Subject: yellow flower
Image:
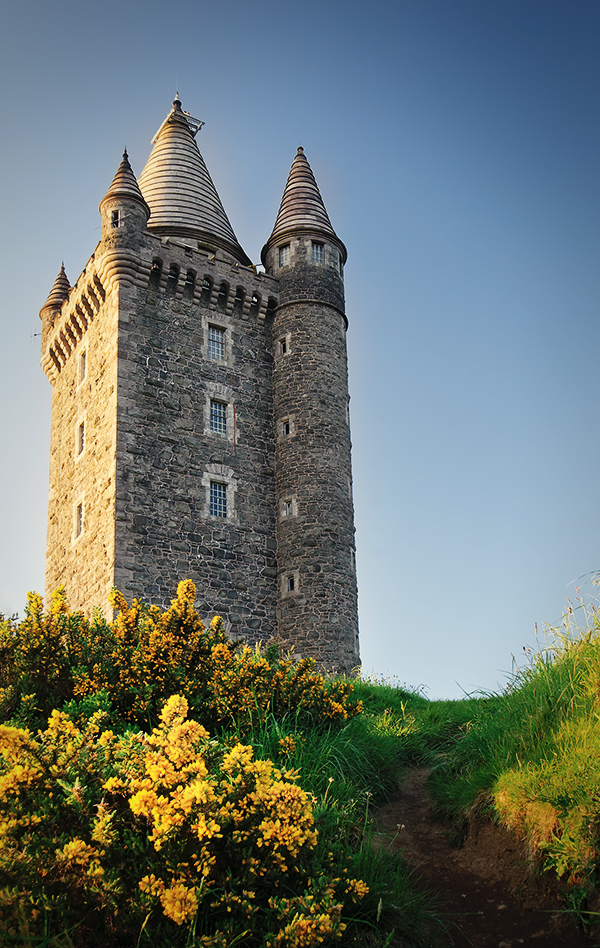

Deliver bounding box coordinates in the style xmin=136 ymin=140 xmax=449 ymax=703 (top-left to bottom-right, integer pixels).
xmin=160 ymin=881 xmax=198 ymax=925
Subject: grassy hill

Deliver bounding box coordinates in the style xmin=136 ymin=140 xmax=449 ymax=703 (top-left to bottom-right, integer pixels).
xmin=1 ymin=581 xmax=599 ymax=945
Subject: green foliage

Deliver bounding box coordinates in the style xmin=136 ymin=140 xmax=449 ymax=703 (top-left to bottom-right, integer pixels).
xmin=0 ymin=586 xmax=446 ymax=947
xmin=0 ymin=582 xmax=361 ymax=734
xmin=423 ymin=584 xmax=600 ymax=932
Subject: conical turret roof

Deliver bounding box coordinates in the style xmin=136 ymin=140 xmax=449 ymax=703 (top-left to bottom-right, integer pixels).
xmin=138 ymin=97 xmax=250 ymax=265
xmin=40 ymin=264 xmax=70 ymax=317
xmin=99 ymin=149 xmax=150 ymax=216
xmin=262 ymin=147 xmax=347 ymax=264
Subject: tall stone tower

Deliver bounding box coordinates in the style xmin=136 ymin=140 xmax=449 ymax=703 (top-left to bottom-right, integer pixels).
xmin=40 ymin=97 xmax=359 ymax=672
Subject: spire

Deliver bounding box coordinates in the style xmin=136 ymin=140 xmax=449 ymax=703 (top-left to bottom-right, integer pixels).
xmin=99 ymin=149 xmax=150 ymax=216
xmin=40 ymin=263 xmax=70 ymax=318
xmin=262 ymin=147 xmax=347 ymax=264
xmin=137 ymin=97 xmax=250 ymax=265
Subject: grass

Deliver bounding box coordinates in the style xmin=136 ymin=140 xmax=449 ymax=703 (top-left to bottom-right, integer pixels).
xmin=6 ymin=580 xmax=600 ymax=943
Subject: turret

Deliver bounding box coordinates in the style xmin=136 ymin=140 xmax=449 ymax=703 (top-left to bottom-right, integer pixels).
xmin=99 ymin=149 xmax=150 ymax=242
xmin=39 ymin=263 xmax=70 ymax=352
xmin=262 ymin=148 xmax=359 ymax=673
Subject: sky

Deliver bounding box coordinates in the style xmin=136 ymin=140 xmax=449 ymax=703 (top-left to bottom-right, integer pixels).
xmin=1 ymin=0 xmax=599 ymax=699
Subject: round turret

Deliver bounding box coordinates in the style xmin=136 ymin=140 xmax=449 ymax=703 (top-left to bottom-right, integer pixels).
xmin=99 ymin=149 xmax=150 ymax=242
xmin=265 ymin=148 xmax=359 ymax=674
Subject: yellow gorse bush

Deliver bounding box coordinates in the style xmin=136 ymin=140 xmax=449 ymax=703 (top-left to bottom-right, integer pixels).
xmin=0 ymin=581 xmax=361 ymax=733
xmin=0 ymin=693 xmax=365 ymax=946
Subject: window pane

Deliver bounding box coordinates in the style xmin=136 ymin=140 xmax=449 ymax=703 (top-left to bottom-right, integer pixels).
xmin=312 ymin=242 xmax=324 ymax=264
xmin=279 ymin=245 xmax=290 ymax=267
xmin=208 ymin=325 xmax=225 ymax=360
xmin=210 ymin=482 xmax=227 ymax=518
xmin=210 ymin=400 xmax=227 ymax=435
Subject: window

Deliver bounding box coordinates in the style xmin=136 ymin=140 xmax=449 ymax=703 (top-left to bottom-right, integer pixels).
xmin=111 ymin=210 xmax=119 ymax=228
xmin=77 ymin=421 xmax=85 ymax=456
xmin=210 ymin=481 xmax=227 ymax=518
xmin=208 ymin=325 xmax=225 ymax=361
xmin=210 ymin=400 xmax=227 ymax=435
xmin=312 ymin=242 xmax=324 ymax=264
xmin=287 ymin=574 xmax=295 ymax=592
xmin=279 ymin=245 xmax=290 ymax=267
xmin=282 ymin=419 xmax=290 ymax=436
xmin=278 ymin=333 xmax=290 ymax=357
xmin=75 ymin=500 xmax=84 ymax=538
xmin=283 ymin=499 xmax=294 ymax=516
xmin=78 ymin=350 xmax=87 ymax=385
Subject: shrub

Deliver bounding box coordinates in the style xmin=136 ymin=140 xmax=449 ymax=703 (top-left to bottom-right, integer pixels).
xmin=0 ymin=694 xmax=366 ymax=946
xmin=0 ymin=581 xmax=361 ymax=734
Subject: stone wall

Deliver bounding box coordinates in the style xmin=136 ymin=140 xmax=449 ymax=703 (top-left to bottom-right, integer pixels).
xmin=267 ymin=235 xmax=360 ymax=673
xmin=44 ymin=264 xmax=118 ymax=613
xmin=112 ymin=234 xmax=280 ymax=642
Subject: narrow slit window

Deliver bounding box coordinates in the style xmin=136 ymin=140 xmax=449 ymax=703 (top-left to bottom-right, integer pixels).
xmin=77 ymin=421 xmax=85 ymax=456
xmin=208 ymin=325 xmax=225 ymax=361
xmin=111 ymin=210 xmax=119 ymax=228
xmin=210 ymin=482 xmax=227 ymax=518
xmin=283 ymin=499 xmax=293 ymax=517
xmin=312 ymin=242 xmax=324 ymax=264
xmin=280 ymin=337 xmax=287 ymax=355
xmin=287 ymin=575 xmax=295 ymax=592
xmin=210 ymin=400 xmax=227 ymax=435
xmin=75 ymin=501 xmax=84 ymax=538
xmin=282 ymin=419 xmax=290 ymax=436
xmin=78 ymin=350 xmax=87 ymax=384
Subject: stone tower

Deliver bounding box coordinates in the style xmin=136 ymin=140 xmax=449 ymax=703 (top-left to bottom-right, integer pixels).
xmin=40 ymin=97 xmax=359 ymax=672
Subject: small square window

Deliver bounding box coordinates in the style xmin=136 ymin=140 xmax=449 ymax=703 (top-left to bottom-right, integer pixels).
xmin=312 ymin=242 xmax=324 ymax=264
xmin=283 ymin=499 xmax=293 ymax=517
xmin=210 ymin=400 xmax=227 ymax=435
xmin=210 ymin=482 xmax=227 ymax=518
xmin=278 ymin=334 xmax=291 ymax=357
xmin=279 ymin=245 xmax=290 ymax=267
xmin=77 ymin=421 xmax=85 ymax=456
xmin=208 ymin=325 xmax=225 ymax=361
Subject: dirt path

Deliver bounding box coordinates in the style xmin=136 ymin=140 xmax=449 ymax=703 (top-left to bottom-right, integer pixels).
xmin=373 ymin=767 xmax=591 ymax=947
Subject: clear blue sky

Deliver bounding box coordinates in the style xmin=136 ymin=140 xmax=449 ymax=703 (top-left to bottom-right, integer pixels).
xmin=1 ymin=0 xmax=599 ymax=698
